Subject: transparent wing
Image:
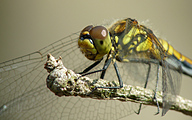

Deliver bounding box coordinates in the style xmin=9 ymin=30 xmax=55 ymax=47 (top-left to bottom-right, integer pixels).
xmin=161 ymin=60 xmax=182 ymax=115
xmin=0 ymin=31 xmax=140 ymax=120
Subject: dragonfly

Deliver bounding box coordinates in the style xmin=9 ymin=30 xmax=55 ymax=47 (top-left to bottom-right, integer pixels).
xmin=77 ymin=18 xmax=192 ymax=115
xmin=0 ymin=18 xmax=192 ymax=120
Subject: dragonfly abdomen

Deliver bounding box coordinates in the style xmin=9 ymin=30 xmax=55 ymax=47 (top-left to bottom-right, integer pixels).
xmin=160 ymin=39 xmax=192 ymax=77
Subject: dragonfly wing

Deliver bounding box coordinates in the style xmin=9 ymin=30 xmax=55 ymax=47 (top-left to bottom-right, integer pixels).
xmin=161 ymin=60 xmax=182 ymax=116
xmin=0 ymin=31 xmax=139 ymax=120
xmin=0 ymin=32 xmax=81 ymax=119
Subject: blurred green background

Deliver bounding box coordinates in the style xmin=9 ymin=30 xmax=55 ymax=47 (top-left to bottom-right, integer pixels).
xmin=0 ymin=0 xmax=192 ymax=120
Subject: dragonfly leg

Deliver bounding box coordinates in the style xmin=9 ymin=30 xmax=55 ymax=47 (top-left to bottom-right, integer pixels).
xmin=79 ymin=58 xmax=111 ymax=77
xmin=154 ymin=64 xmax=160 ymax=115
xmin=112 ymin=60 xmax=123 ymax=88
xmin=86 ymin=58 xmax=124 ymax=96
xmin=78 ymin=59 xmax=102 ymax=74
xmin=100 ymin=69 xmax=106 ymax=79
xmin=100 ymin=56 xmax=112 ymax=79
xmin=88 ymin=58 xmax=124 ymax=96
xmin=92 ymin=58 xmax=123 ymax=89
xmin=135 ymin=63 xmax=151 ymax=114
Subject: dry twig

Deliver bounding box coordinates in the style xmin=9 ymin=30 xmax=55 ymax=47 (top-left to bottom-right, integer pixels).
xmin=44 ymin=53 xmax=192 ymax=117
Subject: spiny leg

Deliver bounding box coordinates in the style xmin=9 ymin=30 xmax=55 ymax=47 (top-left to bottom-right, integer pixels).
xmin=94 ymin=58 xmax=123 ymax=89
xmin=113 ymin=60 xmax=123 ymax=88
xmin=100 ymin=56 xmax=112 ymax=79
xmin=135 ymin=62 xmax=160 ymax=115
xmin=87 ymin=58 xmax=123 ymax=95
xmin=135 ymin=63 xmax=151 ymax=114
xmin=100 ymin=69 xmax=106 ymax=79
xmin=154 ymin=64 xmax=160 ymax=115
xmin=78 ymin=59 xmax=102 ymax=74
xmin=79 ymin=58 xmax=112 ymax=77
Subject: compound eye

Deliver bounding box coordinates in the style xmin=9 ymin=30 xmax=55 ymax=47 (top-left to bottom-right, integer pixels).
xmin=90 ymin=26 xmax=108 ymax=40
xmin=79 ymin=25 xmax=93 ymax=39
xmin=81 ymin=25 xmax=93 ymax=33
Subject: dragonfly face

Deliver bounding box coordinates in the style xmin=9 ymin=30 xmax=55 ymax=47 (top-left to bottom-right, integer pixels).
xmin=78 ymin=25 xmax=112 ymax=60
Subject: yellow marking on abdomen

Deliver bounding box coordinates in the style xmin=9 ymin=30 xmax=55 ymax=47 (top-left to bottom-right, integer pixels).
xmin=160 ymin=39 xmax=192 ymax=65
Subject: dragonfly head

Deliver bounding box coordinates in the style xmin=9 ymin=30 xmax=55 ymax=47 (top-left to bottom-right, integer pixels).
xmin=78 ymin=25 xmax=112 ymax=60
